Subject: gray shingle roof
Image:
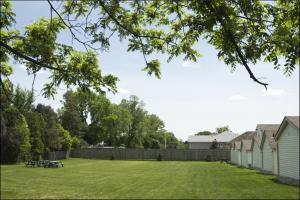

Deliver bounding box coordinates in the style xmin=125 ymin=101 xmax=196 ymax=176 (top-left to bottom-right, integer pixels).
xmin=286 ymin=116 xmax=300 ymax=129
xmin=188 ymin=131 xmax=238 ymax=143
xmin=230 ymin=131 xmax=255 ymax=143
xmin=262 ymin=130 xmax=277 ymax=150
xmin=242 ymin=139 xmax=253 ymax=151
xmin=235 ymin=141 xmax=242 ymax=150
xmin=256 ymin=124 xmax=280 ymax=131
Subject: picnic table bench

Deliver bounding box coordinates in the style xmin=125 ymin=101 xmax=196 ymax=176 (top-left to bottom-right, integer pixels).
xmin=25 ymin=160 xmax=37 ymax=167
xmin=43 ymin=160 xmax=64 ymax=168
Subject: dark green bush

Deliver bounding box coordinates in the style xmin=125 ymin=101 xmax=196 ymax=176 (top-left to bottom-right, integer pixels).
xmin=157 ymin=153 xmax=162 ymax=161
xmin=205 ymin=155 xmax=211 ymax=162
xmin=110 ymin=155 xmax=115 ymax=160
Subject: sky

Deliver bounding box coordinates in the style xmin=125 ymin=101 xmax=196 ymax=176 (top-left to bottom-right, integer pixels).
xmin=8 ymin=1 xmax=299 ymax=141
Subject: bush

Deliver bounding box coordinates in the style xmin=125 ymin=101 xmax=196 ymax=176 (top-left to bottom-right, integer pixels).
xmin=110 ymin=155 xmax=115 ymax=160
xmin=205 ymin=155 xmax=211 ymax=162
xmin=157 ymin=153 xmax=162 ymax=161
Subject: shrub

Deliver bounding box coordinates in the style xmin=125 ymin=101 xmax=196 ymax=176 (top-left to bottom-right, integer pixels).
xmin=205 ymin=155 xmax=211 ymax=162
xmin=157 ymin=153 xmax=162 ymax=161
xmin=110 ymin=155 xmax=115 ymax=160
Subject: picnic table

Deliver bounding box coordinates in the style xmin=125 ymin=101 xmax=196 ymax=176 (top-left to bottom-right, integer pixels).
xmin=43 ymin=160 xmax=64 ymax=168
xmin=25 ymin=160 xmax=37 ymax=167
xmin=25 ymin=160 xmax=64 ymax=168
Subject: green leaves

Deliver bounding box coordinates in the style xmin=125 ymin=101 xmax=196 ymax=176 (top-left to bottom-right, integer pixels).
xmin=143 ymin=59 xmax=161 ymax=79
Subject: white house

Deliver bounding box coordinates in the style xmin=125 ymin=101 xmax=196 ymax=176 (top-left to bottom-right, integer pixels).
xmin=274 ymin=116 xmax=299 ymax=185
xmin=188 ymin=131 xmax=238 ymax=149
xmin=252 ymin=124 xmax=280 ymax=170
xmin=242 ymin=139 xmax=253 ymax=168
xmin=229 ymin=131 xmax=255 ymax=166
xmin=235 ymin=141 xmax=242 ymax=166
xmin=240 ymin=140 xmax=248 ymax=167
xmin=260 ymin=129 xmax=278 ymax=174
xmin=252 ymin=135 xmax=262 ymax=169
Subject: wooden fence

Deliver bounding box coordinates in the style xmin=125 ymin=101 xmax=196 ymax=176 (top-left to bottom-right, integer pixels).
xmin=69 ymin=148 xmax=230 ymax=161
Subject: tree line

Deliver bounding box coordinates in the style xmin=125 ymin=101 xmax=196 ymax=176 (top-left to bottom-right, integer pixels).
xmin=1 ymin=85 xmax=186 ymax=163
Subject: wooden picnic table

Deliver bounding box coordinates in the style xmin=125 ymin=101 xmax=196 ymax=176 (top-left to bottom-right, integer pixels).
xmin=43 ymin=160 xmax=64 ymax=168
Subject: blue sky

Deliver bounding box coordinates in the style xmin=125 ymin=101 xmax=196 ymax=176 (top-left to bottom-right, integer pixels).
xmin=9 ymin=1 xmax=299 ymax=141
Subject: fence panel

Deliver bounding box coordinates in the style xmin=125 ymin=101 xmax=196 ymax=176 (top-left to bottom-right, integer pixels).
xmin=70 ymin=148 xmax=230 ymax=161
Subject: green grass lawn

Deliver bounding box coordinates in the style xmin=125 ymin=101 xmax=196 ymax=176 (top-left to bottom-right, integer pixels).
xmin=1 ymin=158 xmax=299 ymax=199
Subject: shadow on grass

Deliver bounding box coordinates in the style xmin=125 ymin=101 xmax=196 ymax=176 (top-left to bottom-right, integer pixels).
xmin=270 ymin=177 xmax=300 ymax=188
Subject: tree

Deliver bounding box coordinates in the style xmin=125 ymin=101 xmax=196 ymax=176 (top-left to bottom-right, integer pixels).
xmin=1 ymin=0 xmax=299 ymax=99
xmin=57 ymin=124 xmax=73 ymax=151
xmin=35 ymin=104 xmax=61 ymax=153
xmin=85 ymin=93 xmax=111 ymax=145
xmin=11 ymin=85 xmax=34 ymax=115
xmin=120 ymin=95 xmax=146 ymax=148
xmin=216 ymin=125 xmax=230 ymax=134
xmin=60 ymin=90 xmax=89 ymax=137
xmin=25 ymin=112 xmax=45 ymax=160
xmin=0 ymin=107 xmax=31 ymax=163
xmin=195 ymin=131 xmax=213 ymax=136
xmin=210 ymin=139 xmax=218 ymax=150
xmin=1 ymin=1 xmax=118 ymax=99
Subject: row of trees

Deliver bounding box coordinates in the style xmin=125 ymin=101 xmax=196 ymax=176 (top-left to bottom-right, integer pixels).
xmin=1 ymin=84 xmax=186 ymax=163
xmin=1 ymin=84 xmax=77 ymax=163
xmin=59 ymin=89 xmax=185 ymax=149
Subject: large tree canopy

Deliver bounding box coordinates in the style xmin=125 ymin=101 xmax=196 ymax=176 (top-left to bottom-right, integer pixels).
xmin=1 ymin=0 xmax=299 ymax=98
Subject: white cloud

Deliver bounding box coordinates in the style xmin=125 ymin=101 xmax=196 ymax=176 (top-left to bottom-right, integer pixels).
xmin=117 ymin=88 xmax=131 ymax=94
xmin=228 ymin=94 xmax=248 ymax=101
xmin=182 ymin=61 xmax=199 ymax=68
xmin=262 ymin=88 xmax=286 ymax=97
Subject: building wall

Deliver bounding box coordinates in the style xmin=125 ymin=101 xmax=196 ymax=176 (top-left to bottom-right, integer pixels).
xmin=231 ymin=149 xmax=238 ymax=164
xmin=252 ymin=141 xmax=262 ymax=169
xmin=230 ymin=149 xmax=235 ymax=163
xmin=241 ymin=147 xmax=248 ymax=167
xmin=247 ymin=151 xmax=252 ymax=167
xmin=273 ymin=150 xmax=278 ymax=175
xmin=278 ymin=124 xmax=299 ymax=180
xmin=238 ymin=151 xmax=241 ymax=165
xmin=262 ymin=140 xmax=273 ymax=173
xmin=189 ymin=142 xmax=211 ymax=149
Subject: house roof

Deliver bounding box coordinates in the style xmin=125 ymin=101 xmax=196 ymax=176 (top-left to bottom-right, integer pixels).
xmin=230 ymin=131 xmax=255 ymax=143
xmin=286 ymin=116 xmax=300 ymax=129
xmin=274 ymin=116 xmax=299 ymax=140
xmin=235 ymin=141 xmax=242 ymax=150
xmin=188 ymin=131 xmax=238 ymax=143
xmin=262 ymin=130 xmax=277 ymax=150
xmin=253 ymin=134 xmax=262 ymax=146
xmin=256 ymin=124 xmax=280 ymax=131
xmin=242 ymin=139 xmax=253 ymax=151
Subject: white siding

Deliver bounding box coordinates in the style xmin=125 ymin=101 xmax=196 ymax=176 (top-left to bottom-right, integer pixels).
xmin=273 ymin=150 xmax=278 ymax=175
xmin=230 ymin=149 xmax=234 ymax=163
xmin=262 ymin=140 xmax=273 ymax=172
xmin=278 ymin=124 xmax=299 ymax=180
xmin=247 ymin=151 xmax=252 ymax=167
xmin=234 ymin=150 xmax=238 ymax=164
xmin=241 ymin=147 xmax=247 ymax=167
xmin=252 ymin=142 xmax=262 ymax=169
xmin=238 ymin=151 xmax=241 ymax=165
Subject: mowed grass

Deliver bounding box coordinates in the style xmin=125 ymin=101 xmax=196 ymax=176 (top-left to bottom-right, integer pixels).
xmin=1 ymin=158 xmax=299 ymax=199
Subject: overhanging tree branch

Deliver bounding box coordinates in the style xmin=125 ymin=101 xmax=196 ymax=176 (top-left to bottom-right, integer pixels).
xmin=204 ymin=0 xmax=268 ymax=89
xmin=0 ymin=40 xmax=67 ymax=73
